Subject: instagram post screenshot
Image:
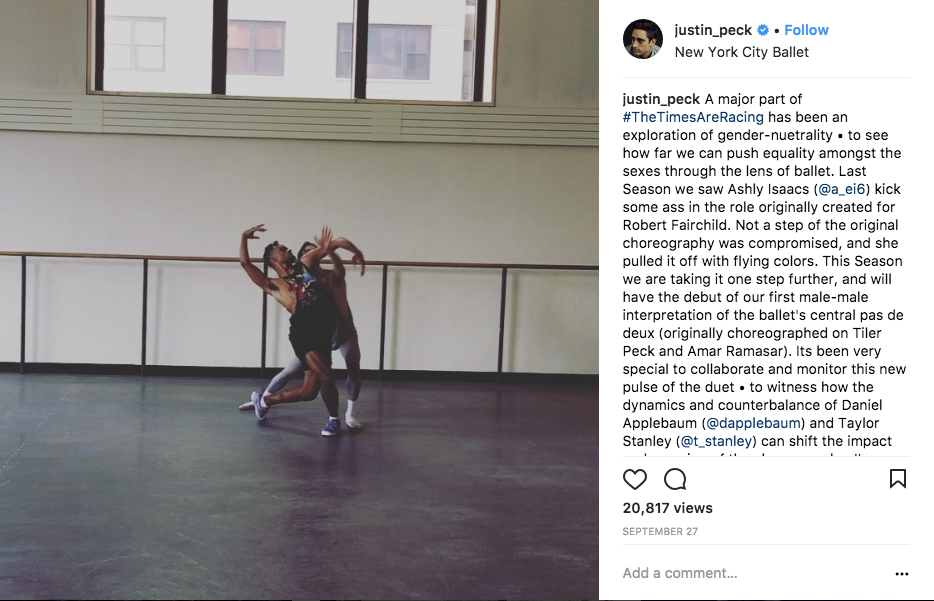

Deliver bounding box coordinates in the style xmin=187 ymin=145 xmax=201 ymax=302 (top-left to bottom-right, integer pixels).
xmin=603 ymin=1 xmax=932 ymax=599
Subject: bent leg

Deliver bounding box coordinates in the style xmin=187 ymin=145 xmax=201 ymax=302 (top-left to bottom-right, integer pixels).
xmin=241 ymin=357 xmax=307 ymax=410
xmin=341 ymin=337 xmax=362 ymax=402
xmin=240 ymin=357 xmax=306 ymax=411
xmin=263 ymin=370 xmax=320 ymax=407
xmin=265 ymin=357 xmax=305 ymax=396
xmin=305 ymin=350 xmax=339 ymax=419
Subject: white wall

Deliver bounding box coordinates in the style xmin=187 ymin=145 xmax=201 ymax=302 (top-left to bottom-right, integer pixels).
xmin=0 ymin=258 xmax=23 ymax=361
xmin=0 ymin=0 xmax=598 ymax=374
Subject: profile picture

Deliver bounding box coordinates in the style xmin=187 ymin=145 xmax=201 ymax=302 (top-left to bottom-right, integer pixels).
xmin=625 ymin=19 xmax=662 ymax=59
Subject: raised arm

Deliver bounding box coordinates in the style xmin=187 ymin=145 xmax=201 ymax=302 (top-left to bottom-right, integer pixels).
xmin=332 ymin=237 xmax=365 ymax=276
xmin=328 ymin=251 xmax=346 ymax=281
xmin=240 ymin=224 xmax=276 ymax=293
xmin=299 ymin=226 xmax=334 ymax=270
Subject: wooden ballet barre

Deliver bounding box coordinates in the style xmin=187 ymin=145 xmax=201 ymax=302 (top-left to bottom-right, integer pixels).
xmin=5 ymin=249 xmax=596 ymax=380
xmin=0 ymin=251 xmax=597 ymax=270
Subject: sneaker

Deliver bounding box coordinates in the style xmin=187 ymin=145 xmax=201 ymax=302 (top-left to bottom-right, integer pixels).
xmin=252 ymin=391 xmax=269 ymax=421
xmin=345 ymin=413 xmax=362 ymax=429
xmin=239 ymin=399 xmax=253 ymax=411
xmin=321 ymin=418 xmax=341 ymax=437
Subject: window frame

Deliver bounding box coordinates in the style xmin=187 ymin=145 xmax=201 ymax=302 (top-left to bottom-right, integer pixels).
xmin=90 ymin=0 xmax=497 ymax=105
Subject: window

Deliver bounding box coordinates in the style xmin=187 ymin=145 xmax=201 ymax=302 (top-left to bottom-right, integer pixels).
xmin=368 ymin=25 xmax=430 ymax=80
xmin=337 ymin=24 xmax=430 ymax=80
xmin=94 ymin=0 xmax=495 ymax=102
xmin=227 ymin=21 xmax=285 ymax=76
xmin=104 ymin=17 xmax=165 ymax=72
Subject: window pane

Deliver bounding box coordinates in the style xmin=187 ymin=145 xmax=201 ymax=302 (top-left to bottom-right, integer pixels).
xmin=136 ymin=45 xmax=164 ymax=70
xmin=338 ymin=23 xmax=353 ymax=51
xmin=336 ymin=23 xmax=353 ymax=78
xmin=366 ymin=2 xmax=437 ymax=96
xmin=337 ymin=53 xmax=352 ymax=78
xmin=365 ymin=0 xmax=494 ymax=101
xmin=407 ymin=27 xmax=430 ymax=53
xmin=373 ymin=26 xmax=402 ymax=60
xmin=104 ymin=2 xmax=212 ymax=94
xmin=366 ymin=25 xmax=429 ymax=80
xmin=100 ymin=0 xmax=494 ymax=101
xmin=227 ymin=22 xmax=251 ymax=48
xmin=105 ymin=44 xmax=132 ymax=71
xmin=406 ymin=54 xmax=429 ymax=79
xmin=134 ymin=20 xmax=164 ymax=46
xmin=253 ymin=50 xmax=284 ymax=75
xmin=226 ymin=1 xmax=354 ymax=98
xmin=105 ymin=19 xmax=132 ymax=45
xmin=226 ymin=21 xmax=285 ymax=76
xmin=462 ymin=3 xmax=477 ymax=100
xmin=227 ymin=48 xmax=250 ymax=73
xmin=367 ymin=26 xmax=403 ymax=79
xmin=254 ymin=24 xmax=283 ymax=50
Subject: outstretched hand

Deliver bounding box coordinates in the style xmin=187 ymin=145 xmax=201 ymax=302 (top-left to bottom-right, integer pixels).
xmin=315 ymin=226 xmax=333 ymax=252
xmin=243 ymin=224 xmax=266 ymax=239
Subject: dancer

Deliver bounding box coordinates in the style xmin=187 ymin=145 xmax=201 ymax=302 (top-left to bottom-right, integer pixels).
xmin=325 ymin=239 xmax=365 ymax=427
xmin=239 ymin=238 xmax=366 ymax=428
xmin=239 ymin=224 xmax=341 ymax=436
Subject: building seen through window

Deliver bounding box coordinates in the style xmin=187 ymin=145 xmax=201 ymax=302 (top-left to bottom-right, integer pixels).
xmin=101 ymin=0 xmax=495 ymax=102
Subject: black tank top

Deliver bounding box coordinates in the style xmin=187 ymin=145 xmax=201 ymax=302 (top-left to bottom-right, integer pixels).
xmin=283 ymin=263 xmax=328 ymax=312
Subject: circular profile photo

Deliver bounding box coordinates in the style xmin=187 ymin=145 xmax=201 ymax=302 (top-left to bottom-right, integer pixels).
xmin=625 ymin=19 xmax=662 ymax=59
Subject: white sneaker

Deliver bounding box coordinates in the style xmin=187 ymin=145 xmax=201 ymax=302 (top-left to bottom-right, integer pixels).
xmin=345 ymin=412 xmax=362 ymax=429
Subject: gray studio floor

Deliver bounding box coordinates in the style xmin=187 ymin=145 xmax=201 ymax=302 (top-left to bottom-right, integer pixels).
xmin=0 ymin=374 xmax=597 ymax=600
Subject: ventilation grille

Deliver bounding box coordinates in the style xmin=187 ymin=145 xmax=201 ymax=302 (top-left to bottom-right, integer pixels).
xmin=0 ymin=93 xmax=597 ymax=147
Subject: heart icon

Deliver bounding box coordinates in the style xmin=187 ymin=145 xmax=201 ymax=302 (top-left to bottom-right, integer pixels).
xmin=623 ymin=469 xmax=647 ymax=490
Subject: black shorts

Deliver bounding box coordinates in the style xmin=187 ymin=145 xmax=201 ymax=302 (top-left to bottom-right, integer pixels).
xmin=289 ymin=308 xmax=334 ymax=370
